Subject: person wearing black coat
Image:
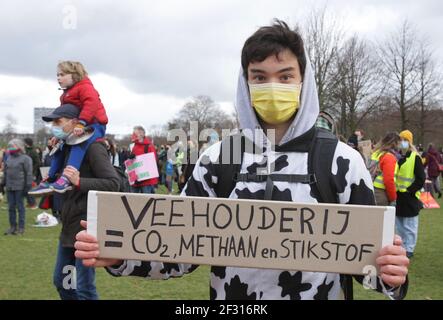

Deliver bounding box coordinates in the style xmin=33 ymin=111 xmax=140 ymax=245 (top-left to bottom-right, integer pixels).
xmin=39 ymin=105 xmax=120 ymax=300
xmin=395 ymin=130 xmax=425 ymax=259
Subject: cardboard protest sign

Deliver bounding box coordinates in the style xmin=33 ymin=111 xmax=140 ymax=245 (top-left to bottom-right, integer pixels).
xmin=420 ymin=192 xmax=440 ymax=209
xmin=358 ymin=140 xmax=372 ymax=160
xmin=39 ymin=166 xmax=50 ymax=179
xmin=87 ymin=192 xmax=395 ymax=275
xmin=124 ymin=153 xmax=159 ymax=185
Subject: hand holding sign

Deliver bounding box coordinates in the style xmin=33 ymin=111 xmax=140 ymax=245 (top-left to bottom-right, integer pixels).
xmin=376 ymin=235 xmax=409 ymax=288
xmin=78 ymin=192 xmax=409 ymax=288
xmin=75 ymin=220 xmax=122 ymax=268
xmin=74 ymin=220 xmax=408 ymax=287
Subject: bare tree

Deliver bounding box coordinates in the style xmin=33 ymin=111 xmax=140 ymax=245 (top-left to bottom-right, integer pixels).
xmin=332 ymin=36 xmax=386 ymax=137
xmin=114 ymin=135 xmax=132 ymax=149
xmin=147 ymin=124 xmax=169 ymax=145
xmin=168 ymin=95 xmax=236 ymax=133
xmin=415 ymin=43 xmax=442 ymax=144
xmin=3 ymin=114 xmax=17 ymax=134
xmin=2 ymin=114 xmax=17 ymax=142
xmin=303 ymin=6 xmax=345 ymax=111
xmin=378 ymin=20 xmax=421 ymax=129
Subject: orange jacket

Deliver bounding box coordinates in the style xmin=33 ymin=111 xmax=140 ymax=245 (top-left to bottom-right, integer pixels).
xmin=379 ymin=152 xmax=397 ymax=201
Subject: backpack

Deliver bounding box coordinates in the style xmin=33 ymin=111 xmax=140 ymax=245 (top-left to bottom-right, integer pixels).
xmin=368 ymin=150 xmax=394 ymax=181
xmin=213 ymin=127 xmax=354 ymax=299
xmin=114 ymin=165 xmax=131 ymax=193
xmin=214 ymin=128 xmax=339 ymax=202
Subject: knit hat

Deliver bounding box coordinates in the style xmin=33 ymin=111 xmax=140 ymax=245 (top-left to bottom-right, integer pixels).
xmin=399 ymin=130 xmax=413 ymax=145
xmin=8 ymin=138 xmax=25 ymax=153
xmin=347 ymin=134 xmax=359 ymax=149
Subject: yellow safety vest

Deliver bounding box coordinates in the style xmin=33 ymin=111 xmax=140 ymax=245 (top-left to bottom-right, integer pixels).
xmin=372 ymin=150 xmax=398 ymax=190
xmin=396 ymin=151 xmax=421 ymax=199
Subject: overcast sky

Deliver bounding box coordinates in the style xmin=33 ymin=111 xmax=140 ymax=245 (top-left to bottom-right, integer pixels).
xmin=1 ymin=0 xmax=442 ymax=135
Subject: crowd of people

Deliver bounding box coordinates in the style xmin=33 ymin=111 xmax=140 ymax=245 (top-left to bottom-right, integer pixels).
xmin=75 ymin=21 xmax=411 ymax=301
xmin=339 ymin=127 xmax=443 ymax=259
xmin=0 ymin=103 xmax=198 ymax=300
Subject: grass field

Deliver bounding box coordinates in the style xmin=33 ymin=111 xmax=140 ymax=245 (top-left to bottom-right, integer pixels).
xmin=0 ymin=187 xmax=442 ymax=300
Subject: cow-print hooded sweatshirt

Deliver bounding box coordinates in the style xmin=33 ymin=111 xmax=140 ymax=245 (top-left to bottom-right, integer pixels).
xmin=106 ymin=58 xmax=407 ymax=300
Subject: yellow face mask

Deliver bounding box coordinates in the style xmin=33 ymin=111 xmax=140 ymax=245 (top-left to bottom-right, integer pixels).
xmin=249 ymin=82 xmax=302 ymax=125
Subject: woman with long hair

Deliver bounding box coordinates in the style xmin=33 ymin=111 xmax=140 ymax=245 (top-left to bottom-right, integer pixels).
xmin=371 ymin=132 xmax=400 ymax=206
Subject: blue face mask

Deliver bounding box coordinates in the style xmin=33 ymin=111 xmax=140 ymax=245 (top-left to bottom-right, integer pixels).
xmin=51 ymin=125 xmax=70 ymax=140
xmin=400 ymin=141 xmax=409 ymax=150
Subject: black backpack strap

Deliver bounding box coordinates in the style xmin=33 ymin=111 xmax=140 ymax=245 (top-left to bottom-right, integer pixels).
xmin=236 ymin=172 xmax=317 ymax=200
xmin=340 ymin=274 xmax=354 ymax=301
xmin=309 ymin=128 xmax=354 ymax=300
xmin=214 ymin=132 xmax=245 ymax=198
xmin=235 ymin=173 xmax=316 ymax=184
xmin=215 ymin=128 xmax=353 ymax=299
xmin=308 ymin=128 xmax=339 ymax=204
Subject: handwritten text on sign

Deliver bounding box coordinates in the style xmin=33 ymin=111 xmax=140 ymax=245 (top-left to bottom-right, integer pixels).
xmin=124 ymin=153 xmax=159 ymax=185
xmin=87 ymin=192 xmax=395 ymax=275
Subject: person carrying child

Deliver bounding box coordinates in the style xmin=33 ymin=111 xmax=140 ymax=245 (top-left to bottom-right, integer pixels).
xmin=30 ymin=61 xmax=108 ymax=195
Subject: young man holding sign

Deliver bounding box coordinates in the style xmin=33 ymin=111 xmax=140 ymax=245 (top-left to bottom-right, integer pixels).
xmin=75 ymin=20 xmax=409 ymax=300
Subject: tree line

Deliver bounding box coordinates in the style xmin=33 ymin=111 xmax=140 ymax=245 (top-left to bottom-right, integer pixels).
xmin=302 ymin=7 xmax=442 ymax=145
xmin=2 ymin=7 xmax=441 ymax=148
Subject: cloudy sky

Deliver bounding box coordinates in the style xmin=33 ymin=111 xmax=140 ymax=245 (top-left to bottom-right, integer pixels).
xmin=1 ymin=0 xmax=442 ymax=135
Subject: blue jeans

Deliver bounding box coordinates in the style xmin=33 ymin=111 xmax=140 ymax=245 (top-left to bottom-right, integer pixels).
xmin=395 ymin=216 xmax=419 ymax=253
xmin=26 ymin=194 xmax=36 ymax=206
xmin=49 ymin=124 xmax=106 ymax=179
xmin=7 ymin=190 xmax=26 ymax=229
xmin=53 ymin=241 xmax=98 ymax=300
xmin=131 ymin=185 xmax=155 ymax=194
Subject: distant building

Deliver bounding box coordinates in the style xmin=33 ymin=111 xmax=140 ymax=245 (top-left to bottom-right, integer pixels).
xmin=34 ymin=107 xmax=55 ymax=134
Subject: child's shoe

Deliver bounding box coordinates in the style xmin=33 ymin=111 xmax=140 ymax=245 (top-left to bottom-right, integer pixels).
xmin=28 ymin=181 xmax=53 ymax=196
xmin=50 ymin=175 xmax=73 ymax=194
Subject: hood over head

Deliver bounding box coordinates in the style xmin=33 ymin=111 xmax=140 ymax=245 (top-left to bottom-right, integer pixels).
xmin=428 ymin=145 xmax=439 ymax=155
xmin=235 ymin=54 xmax=319 ymax=146
xmin=7 ymin=138 xmax=25 ymax=154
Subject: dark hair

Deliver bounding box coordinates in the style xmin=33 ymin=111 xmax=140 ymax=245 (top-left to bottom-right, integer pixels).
xmin=133 ymin=125 xmax=146 ymax=134
xmin=24 ymin=137 xmax=33 ymax=147
xmin=105 ymin=138 xmax=116 ymax=157
xmin=241 ymin=19 xmax=306 ymax=79
xmin=376 ymin=132 xmax=400 ymax=152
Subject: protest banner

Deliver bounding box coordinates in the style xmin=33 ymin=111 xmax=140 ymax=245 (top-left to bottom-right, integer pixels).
xmin=420 ymin=192 xmax=440 ymax=209
xmin=87 ymin=191 xmax=395 ymax=275
xmin=358 ymin=140 xmax=372 ymax=161
xmin=124 ymin=153 xmax=159 ymax=185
